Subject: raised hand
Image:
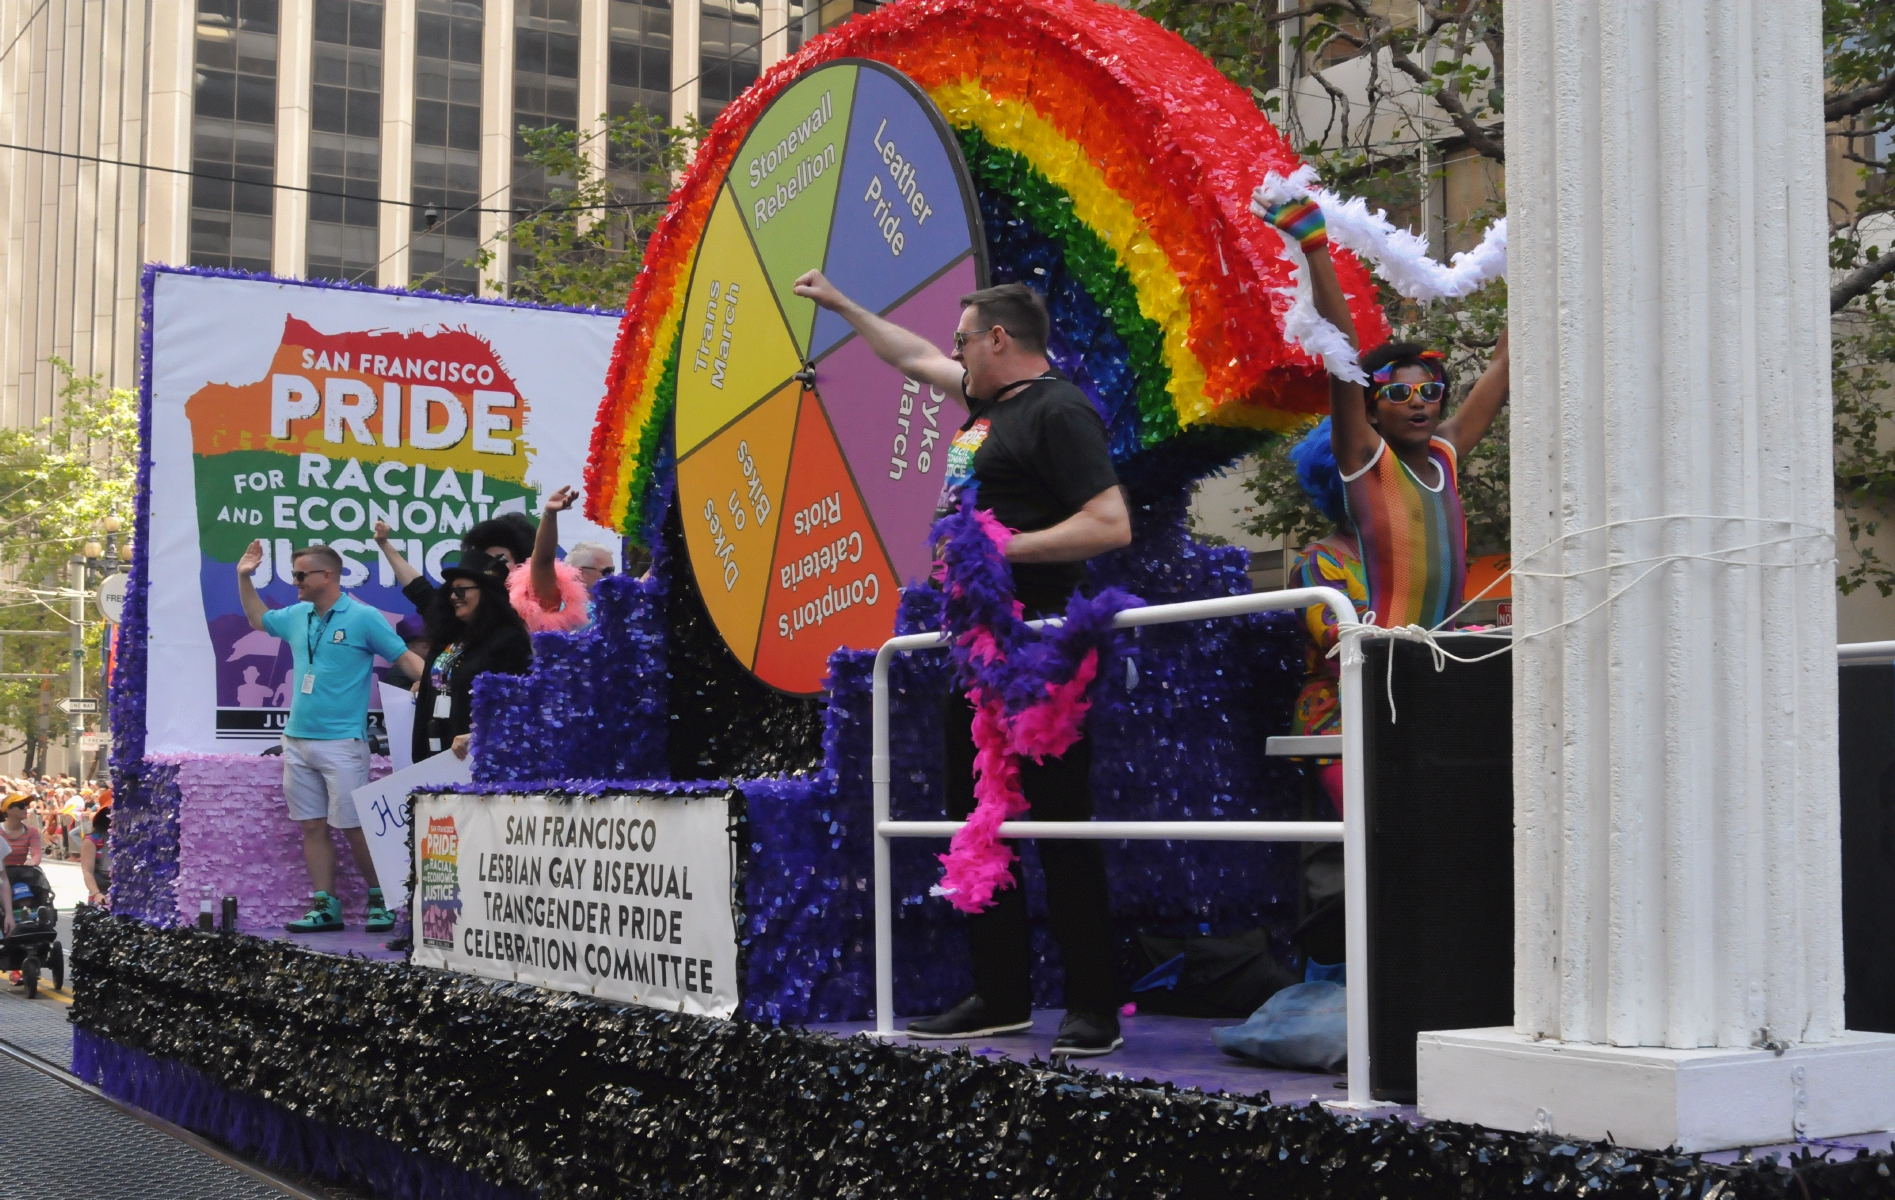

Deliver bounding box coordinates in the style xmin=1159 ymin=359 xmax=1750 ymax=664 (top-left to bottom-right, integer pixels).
xmin=373 ymin=520 xmax=394 ymax=543
xmin=543 ymin=485 xmax=579 ymax=515
xmin=792 ymin=268 xmax=845 ymax=311
xmin=1263 ymin=198 xmax=1328 ymax=253
xmin=236 ymin=539 xmax=265 ymax=578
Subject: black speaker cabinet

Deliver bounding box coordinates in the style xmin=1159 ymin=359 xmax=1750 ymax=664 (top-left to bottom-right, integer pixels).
xmin=1840 ymin=662 xmax=1895 ymax=1035
xmin=1360 ymin=635 xmax=1514 ymax=1103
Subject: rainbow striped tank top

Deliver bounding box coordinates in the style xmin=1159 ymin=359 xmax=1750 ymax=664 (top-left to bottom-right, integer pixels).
xmin=1340 ymin=436 xmax=1466 ymax=630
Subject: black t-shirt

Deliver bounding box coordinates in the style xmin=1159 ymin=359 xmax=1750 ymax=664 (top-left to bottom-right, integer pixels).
xmin=935 ymin=373 xmax=1120 ymax=615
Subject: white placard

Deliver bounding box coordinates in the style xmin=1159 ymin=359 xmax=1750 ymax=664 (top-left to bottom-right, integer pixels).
xmin=377 ymin=682 xmax=416 ymax=774
xmin=410 ymin=791 xmax=739 ymax=1018
xmin=140 ymin=269 xmax=621 ymax=754
xmin=352 ymin=749 xmax=473 ymax=909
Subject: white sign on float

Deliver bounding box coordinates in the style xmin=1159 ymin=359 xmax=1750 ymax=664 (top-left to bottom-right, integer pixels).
xmin=138 ymin=269 xmax=621 ymax=755
xmin=409 ymin=791 xmax=740 ymax=1019
xmin=351 ymin=748 xmax=474 ymax=910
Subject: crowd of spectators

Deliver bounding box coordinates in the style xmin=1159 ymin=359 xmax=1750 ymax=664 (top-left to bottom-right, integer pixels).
xmin=3 ymin=776 xmax=110 ymax=864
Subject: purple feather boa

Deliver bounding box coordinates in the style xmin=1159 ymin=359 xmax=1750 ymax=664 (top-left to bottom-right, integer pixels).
xmin=928 ymin=489 xmax=1141 ymax=912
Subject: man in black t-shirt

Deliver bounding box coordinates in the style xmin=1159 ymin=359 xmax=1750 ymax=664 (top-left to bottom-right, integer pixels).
xmin=795 ymin=271 xmax=1132 ymax=1057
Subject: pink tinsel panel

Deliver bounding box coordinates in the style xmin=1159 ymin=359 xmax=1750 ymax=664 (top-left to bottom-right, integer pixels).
xmin=507 ymin=560 xmax=592 ymax=634
xmin=163 ymin=753 xmax=391 ymax=929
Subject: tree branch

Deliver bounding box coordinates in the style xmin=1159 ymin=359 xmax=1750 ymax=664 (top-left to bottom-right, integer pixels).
xmin=1827 ymin=72 xmax=1895 ymax=124
xmin=1336 ymin=0 xmax=1505 ymax=162
xmin=1833 ymin=246 xmax=1895 ymax=313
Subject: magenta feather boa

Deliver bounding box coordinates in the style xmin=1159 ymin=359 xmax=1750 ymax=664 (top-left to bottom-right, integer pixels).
xmin=930 ymin=490 xmax=1142 ymax=913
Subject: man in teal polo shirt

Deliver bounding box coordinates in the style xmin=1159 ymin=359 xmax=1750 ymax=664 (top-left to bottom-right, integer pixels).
xmin=238 ymin=542 xmax=426 ymax=933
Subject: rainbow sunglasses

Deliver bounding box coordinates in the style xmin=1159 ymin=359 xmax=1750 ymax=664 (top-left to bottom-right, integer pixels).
xmin=1371 ymin=349 xmax=1448 ymax=403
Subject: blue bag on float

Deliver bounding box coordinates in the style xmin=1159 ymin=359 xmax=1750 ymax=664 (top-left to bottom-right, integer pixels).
xmin=1210 ymin=980 xmax=1348 ymax=1072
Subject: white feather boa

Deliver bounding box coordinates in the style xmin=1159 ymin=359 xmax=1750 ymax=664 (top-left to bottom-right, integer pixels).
xmin=1250 ymin=165 xmax=1507 ymax=384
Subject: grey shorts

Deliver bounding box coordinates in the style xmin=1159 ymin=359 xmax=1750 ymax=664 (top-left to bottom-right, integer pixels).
xmin=281 ymin=736 xmax=370 ymax=828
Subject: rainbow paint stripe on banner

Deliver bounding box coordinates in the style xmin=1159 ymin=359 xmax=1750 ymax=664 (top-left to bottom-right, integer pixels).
xmin=584 ymin=0 xmax=1388 ymax=538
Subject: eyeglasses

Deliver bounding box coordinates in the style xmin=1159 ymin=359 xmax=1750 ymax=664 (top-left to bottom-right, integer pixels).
xmin=952 ymin=326 xmax=1007 ymax=352
xmin=291 ymin=569 xmax=331 ymax=582
xmin=1374 ymin=381 xmax=1447 ymax=404
xmin=448 ymin=584 xmax=480 ymax=599
xmin=576 ymin=564 xmax=613 ymax=576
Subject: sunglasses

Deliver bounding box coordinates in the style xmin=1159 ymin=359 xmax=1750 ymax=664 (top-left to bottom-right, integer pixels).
xmin=952 ymin=326 xmax=1008 ymax=352
xmin=291 ymin=569 xmax=331 ymax=582
xmin=1374 ymin=381 xmax=1447 ymax=404
xmin=448 ymin=584 xmax=481 ymax=599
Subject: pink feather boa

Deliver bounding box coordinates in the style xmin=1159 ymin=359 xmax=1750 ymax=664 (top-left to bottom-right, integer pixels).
xmin=932 ymin=504 xmax=1133 ymax=914
xmin=507 ymin=560 xmax=592 ymax=633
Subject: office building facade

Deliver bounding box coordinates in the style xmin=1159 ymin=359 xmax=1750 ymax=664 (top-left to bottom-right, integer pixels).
xmin=0 ymin=0 xmax=857 ymax=427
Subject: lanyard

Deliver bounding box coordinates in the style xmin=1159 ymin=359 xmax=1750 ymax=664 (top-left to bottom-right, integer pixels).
xmin=305 ymin=605 xmax=337 ymax=665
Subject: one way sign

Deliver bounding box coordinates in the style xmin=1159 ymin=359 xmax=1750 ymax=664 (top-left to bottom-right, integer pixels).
xmin=55 ymin=697 xmax=100 ymax=716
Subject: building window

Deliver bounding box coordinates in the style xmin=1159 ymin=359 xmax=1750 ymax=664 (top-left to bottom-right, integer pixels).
xmin=787 ymin=0 xmax=807 ymax=55
xmin=513 ymin=0 xmax=581 ymax=209
xmin=411 ymin=0 xmax=484 ymax=293
xmin=698 ymin=0 xmax=758 ymax=124
xmin=608 ymin=0 xmax=670 ymax=128
xmin=307 ymin=0 xmax=384 ymax=282
xmin=191 ymin=0 xmax=279 ymax=274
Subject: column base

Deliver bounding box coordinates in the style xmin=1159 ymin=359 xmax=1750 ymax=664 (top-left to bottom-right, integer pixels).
xmin=1416 ymin=1027 xmax=1895 ymax=1152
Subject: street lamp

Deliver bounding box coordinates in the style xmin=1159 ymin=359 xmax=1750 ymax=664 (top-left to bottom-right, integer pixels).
xmin=68 ymin=516 xmax=125 ymax=780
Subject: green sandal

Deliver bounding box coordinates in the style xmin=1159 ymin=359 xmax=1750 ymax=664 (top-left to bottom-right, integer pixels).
xmin=364 ymin=887 xmax=395 ymax=933
xmin=286 ymin=891 xmax=343 ymax=933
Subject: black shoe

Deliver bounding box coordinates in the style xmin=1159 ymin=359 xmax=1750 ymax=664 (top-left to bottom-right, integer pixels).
xmin=905 ymin=994 xmax=1033 ymax=1039
xmin=1051 ymin=1009 xmax=1123 ymax=1058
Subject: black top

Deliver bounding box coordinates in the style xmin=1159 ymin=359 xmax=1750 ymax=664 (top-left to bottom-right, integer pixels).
xmin=935 ymin=373 xmax=1120 ymax=615
xmin=404 ymin=577 xmax=533 ymax=763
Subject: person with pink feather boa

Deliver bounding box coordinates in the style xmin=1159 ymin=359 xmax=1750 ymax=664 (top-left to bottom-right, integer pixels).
xmin=796 ymin=269 xmax=1134 ymax=1059
xmin=372 ymin=488 xmax=596 ymax=639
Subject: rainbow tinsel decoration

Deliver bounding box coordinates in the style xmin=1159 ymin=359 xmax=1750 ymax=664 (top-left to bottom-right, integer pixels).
xmin=584 ymin=0 xmax=1389 ymax=539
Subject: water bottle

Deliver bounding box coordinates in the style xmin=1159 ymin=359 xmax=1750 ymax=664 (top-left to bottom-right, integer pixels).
xmin=221 ymin=895 xmax=238 ymax=933
xmin=198 ymin=898 xmax=213 ymax=930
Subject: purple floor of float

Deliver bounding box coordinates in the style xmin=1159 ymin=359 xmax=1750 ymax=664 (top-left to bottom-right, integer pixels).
xmin=814 ymin=1008 xmax=1416 ymax=1113
xmin=265 ymin=925 xmax=409 ymax=961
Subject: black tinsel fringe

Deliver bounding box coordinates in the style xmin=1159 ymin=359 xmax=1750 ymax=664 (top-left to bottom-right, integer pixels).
xmin=69 ymin=908 xmax=1891 ymax=1200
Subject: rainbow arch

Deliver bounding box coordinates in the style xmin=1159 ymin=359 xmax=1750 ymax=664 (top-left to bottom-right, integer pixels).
xmin=584 ymin=0 xmax=1388 ymax=537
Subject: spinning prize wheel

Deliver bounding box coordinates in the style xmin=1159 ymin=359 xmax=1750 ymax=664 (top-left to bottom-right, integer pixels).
xmin=591 ymin=0 xmax=1406 ymax=699
xmin=672 ymin=59 xmax=987 ymax=696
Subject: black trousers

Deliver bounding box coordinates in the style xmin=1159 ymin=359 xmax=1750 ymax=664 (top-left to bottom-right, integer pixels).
xmin=942 ymin=690 xmax=1121 ymax=1014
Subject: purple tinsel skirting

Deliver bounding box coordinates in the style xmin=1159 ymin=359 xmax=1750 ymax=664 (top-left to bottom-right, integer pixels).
xmin=71 ymin=1027 xmax=534 ymax=1200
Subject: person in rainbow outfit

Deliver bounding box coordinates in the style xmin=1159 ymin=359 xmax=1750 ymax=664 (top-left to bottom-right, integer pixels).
xmin=1265 ymin=197 xmax=1511 ymax=629
xmin=1264 ymin=198 xmax=1511 ymax=811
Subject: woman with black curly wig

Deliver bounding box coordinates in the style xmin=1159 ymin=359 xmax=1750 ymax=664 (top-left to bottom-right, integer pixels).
xmin=413 ymin=554 xmax=533 ymax=763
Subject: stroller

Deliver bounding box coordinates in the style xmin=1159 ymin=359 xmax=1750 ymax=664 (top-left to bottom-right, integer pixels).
xmin=4 ymin=864 xmax=64 ymax=999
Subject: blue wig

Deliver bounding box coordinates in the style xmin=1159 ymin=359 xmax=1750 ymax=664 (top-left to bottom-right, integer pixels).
xmin=1288 ymin=418 xmax=1349 ymax=529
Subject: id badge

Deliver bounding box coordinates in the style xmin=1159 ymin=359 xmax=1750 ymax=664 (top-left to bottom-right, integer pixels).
xmin=433 ymin=692 xmax=452 ymax=719
xmin=428 ymin=738 xmax=442 ymax=752
xmin=300 ymin=672 xmax=315 ymax=695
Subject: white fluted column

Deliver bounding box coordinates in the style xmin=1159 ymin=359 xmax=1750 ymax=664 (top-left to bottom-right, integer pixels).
xmin=1416 ymin=0 xmax=1895 ymax=1150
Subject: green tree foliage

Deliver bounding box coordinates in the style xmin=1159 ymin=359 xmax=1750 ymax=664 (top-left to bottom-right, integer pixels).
xmin=1826 ymin=0 xmax=1895 ymax=593
xmin=469 ymin=108 xmax=692 ymax=310
xmin=0 ymin=361 xmax=139 ymax=771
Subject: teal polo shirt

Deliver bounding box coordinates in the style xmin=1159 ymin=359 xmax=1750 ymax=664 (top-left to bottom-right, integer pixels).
xmin=260 ymin=592 xmax=408 ymax=741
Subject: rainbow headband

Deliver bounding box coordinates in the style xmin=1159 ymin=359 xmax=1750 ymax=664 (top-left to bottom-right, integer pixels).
xmin=584 ymin=0 xmax=1389 ymax=537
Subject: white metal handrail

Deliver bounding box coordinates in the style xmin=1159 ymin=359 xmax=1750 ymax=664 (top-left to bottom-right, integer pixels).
xmin=871 ymin=586 xmax=1377 ymax=1106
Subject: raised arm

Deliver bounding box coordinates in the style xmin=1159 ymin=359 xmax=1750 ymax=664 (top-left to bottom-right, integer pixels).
xmin=793 ymin=269 xmax=964 ymax=401
xmin=1005 ymin=486 xmax=1131 ymax=564
xmin=236 ymin=540 xmax=269 ymax=631
xmin=371 ymin=522 xmax=423 ymax=587
xmin=1261 ymin=201 xmax=1380 ymax=476
xmin=1434 ymin=327 xmax=1510 ymax=460
xmin=530 ymin=486 xmax=576 ymax=611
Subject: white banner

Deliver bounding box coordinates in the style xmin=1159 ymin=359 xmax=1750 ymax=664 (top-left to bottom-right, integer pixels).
xmin=351 ymin=747 xmax=474 ymax=910
xmin=410 ymin=791 xmax=740 ymax=1018
xmin=141 ymin=269 xmax=622 ymax=754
